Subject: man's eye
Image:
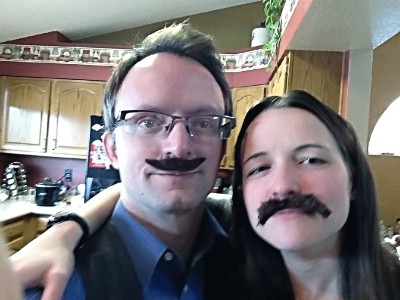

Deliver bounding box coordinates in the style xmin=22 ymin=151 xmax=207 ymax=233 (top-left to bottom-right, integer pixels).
xmin=132 ymin=116 xmax=163 ymax=129
xmin=247 ymin=165 xmax=270 ymax=177
xmin=138 ymin=120 xmax=153 ymax=128
xmin=192 ymin=117 xmax=218 ymax=129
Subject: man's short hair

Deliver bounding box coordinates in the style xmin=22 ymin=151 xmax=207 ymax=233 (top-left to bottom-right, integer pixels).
xmin=103 ymin=22 xmax=232 ymax=132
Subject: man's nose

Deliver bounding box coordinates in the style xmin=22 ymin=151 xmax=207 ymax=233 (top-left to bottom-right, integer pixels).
xmin=269 ymin=163 xmax=301 ymax=198
xmin=163 ymin=121 xmax=193 ymax=158
xmin=166 ymin=118 xmax=192 ymax=136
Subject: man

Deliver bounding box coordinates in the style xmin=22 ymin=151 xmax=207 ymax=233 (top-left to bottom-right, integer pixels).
xmin=22 ymin=22 xmax=236 ymax=299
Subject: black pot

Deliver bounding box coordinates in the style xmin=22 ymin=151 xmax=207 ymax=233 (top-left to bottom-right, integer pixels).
xmin=35 ymin=177 xmax=61 ymax=206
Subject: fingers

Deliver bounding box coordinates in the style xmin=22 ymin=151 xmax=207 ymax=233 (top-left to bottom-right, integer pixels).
xmin=40 ymin=254 xmax=75 ymax=300
xmin=40 ymin=271 xmax=70 ymax=300
xmin=10 ymin=256 xmax=46 ymax=289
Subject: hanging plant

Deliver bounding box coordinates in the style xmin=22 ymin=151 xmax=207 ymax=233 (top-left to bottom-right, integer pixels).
xmin=263 ymin=0 xmax=284 ymax=59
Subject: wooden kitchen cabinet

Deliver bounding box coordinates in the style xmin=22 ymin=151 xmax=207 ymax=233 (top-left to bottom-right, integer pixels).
xmin=48 ymin=80 xmax=103 ymax=157
xmin=267 ymin=50 xmax=344 ymax=112
xmin=0 ymin=77 xmax=51 ymax=153
xmin=23 ymin=215 xmax=48 ymax=240
xmin=220 ymin=85 xmax=267 ymax=169
xmin=1 ymin=218 xmax=25 ymax=254
xmin=1 ymin=215 xmax=49 ymax=255
xmin=0 ymin=76 xmax=104 ymax=158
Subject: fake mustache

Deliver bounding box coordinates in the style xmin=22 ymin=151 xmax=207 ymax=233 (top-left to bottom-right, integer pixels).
xmin=145 ymin=157 xmax=206 ymax=172
xmin=257 ymin=194 xmax=332 ymax=226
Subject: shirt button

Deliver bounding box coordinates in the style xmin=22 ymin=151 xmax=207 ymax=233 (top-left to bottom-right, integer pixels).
xmin=164 ymin=251 xmax=174 ymax=261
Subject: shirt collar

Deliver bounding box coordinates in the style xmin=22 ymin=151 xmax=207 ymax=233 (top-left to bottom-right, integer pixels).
xmin=111 ymin=200 xmax=228 ymax=290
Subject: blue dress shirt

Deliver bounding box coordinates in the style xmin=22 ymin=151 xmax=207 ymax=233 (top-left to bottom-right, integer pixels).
xmin=25 ymin=199 xmax=228 ymax=300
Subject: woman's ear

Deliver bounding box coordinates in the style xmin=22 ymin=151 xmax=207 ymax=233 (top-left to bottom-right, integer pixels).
xmin=103 ymin=132 xmax=119 ymax=169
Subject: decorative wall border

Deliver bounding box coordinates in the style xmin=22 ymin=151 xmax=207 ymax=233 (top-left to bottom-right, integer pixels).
xmin=220 ymin=48 xmax=270 ymax=72
xmin=0 ymin=44 xmax=269 ymax=72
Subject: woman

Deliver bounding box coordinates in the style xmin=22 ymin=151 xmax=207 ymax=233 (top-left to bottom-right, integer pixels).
xmin=232 ymin=90 xmax=400 ymax=299
xmin=12 ymin=91 xmax=400 ymax=299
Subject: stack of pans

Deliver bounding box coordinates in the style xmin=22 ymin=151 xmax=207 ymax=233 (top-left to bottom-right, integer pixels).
xmin=2 ymin=162 xmax=28 ymax=197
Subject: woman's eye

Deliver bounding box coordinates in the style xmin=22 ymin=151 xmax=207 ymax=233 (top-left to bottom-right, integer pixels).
xmin=301 ymin=157 xmax=326 ymax=165
xmin=247 ymin=165 xmax=270 ymax=177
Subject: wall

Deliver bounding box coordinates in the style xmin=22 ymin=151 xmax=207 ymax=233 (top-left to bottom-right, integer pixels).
xmin=368 ymin=32 xmax=400 ymax=225
xmin=78 ymin=2 xmax=265 ymax=51
xmin=368 ymin=155 xmax=400 ymax=226
xmin=0 ymin=153 xmax=86 ymax=187
xmin=0 ymin=2 xmax=266 ymax=188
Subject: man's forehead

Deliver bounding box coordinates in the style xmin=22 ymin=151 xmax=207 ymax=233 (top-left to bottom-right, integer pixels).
xmin=133 ymin=53 xmax=160 ymax=68
xmin=131 ymin=52 xmax=199 ymax=72
xmin=115 ymin=53 xmax=225 ymax=115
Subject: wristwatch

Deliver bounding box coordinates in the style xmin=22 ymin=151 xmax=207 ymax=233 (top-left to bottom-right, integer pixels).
xmin=46 ymin=210 xmax=90 ymax=248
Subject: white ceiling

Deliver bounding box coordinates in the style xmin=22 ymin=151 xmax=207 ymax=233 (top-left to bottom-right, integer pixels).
xmin=1 ymin=0 xmax=399 ymax=51
xmin=289 ymin=0 xmax=400 ymax=51
xmin=0 ymin=0 xmax=259 ymax=43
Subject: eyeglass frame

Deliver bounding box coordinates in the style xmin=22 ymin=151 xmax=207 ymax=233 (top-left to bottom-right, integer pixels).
xmin=113 ymin=109 xmax=236 ymax=139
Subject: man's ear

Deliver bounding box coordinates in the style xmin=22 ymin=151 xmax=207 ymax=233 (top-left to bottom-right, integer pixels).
xmin=103 ymin=132 xmax=119 ymax=169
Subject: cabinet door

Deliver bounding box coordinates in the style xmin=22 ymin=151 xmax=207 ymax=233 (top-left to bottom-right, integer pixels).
xmin=48 ymin=80 xmax=104 ymax=157
xmin=0 ymin=77 xmax=51 ymax=153
xmin=285 ymin=51 xmax=343 ymax=112
xmin=23 ymin=216 xmax=48 ymax=243
xmin=221 ymin=85 xmax=266 ymax=169
xmin=267 ymin=56 xmax=289 ymax=96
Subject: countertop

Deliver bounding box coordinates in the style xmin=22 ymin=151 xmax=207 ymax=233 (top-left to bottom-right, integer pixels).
xmin=0 ymin=198 xmax=70 ymax=223
xmin=0 ymin=193 xmax=230 ymax=223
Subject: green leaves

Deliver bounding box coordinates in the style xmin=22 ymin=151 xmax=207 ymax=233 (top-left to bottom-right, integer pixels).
xmin=262 ymin=0 xmax=284 ymax=60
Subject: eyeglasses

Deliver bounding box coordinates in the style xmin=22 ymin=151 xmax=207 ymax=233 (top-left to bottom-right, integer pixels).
xmin=114 ymin=110 xmax=236 ymax=139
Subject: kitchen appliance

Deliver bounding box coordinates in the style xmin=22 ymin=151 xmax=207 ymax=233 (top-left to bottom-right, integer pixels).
xmin=84 ymin=116 xmax=120 ymax=201
xmin=34 ymin=177 xmax=62 ymax=206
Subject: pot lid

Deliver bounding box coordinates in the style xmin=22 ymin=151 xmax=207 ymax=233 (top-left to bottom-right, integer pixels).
xmin=35 ymin=177 xmax=61 ymax=188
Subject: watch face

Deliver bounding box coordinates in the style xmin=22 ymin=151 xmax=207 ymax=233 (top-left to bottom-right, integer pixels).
xmin=46 ymin=211 xmax=90 ymax=248
xmin=47 ymin=211 xmax=71 ymax=226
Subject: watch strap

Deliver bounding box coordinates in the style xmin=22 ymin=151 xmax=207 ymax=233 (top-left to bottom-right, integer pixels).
xmin=46 ymin=211 xmax=90 ymax=248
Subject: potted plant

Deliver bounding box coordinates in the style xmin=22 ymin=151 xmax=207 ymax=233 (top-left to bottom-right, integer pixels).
xmin=263 ymin=0 xmax=284 ymax=59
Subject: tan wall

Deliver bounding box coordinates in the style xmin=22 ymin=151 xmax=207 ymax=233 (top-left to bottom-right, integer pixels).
xmin=369 ymin=33 xmax=400 ymax=225
xmin=78 ymin=2 xmax=265 ymax=51
xmin=368 ymin=156 xmax=400 ymax=225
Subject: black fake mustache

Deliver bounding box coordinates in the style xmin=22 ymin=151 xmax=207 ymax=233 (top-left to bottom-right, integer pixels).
xmin=257 ymin=194 xmax=332 ymax=226
xmin=145 ymin=157 xmax=206 ymax=172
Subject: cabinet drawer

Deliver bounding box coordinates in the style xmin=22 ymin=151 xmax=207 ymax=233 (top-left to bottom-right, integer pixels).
xmin=1 ymin=220 xmax=24 ymax=242
xmin=6 ymin=236 xmax=24 ymax=255
xmin=7 ymin=236 xmax=24 ymax=251
xmin=36 ymin=217 xmax=48 ymax=234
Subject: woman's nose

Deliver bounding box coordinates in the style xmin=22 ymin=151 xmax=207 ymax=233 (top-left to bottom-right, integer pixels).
xmin=269 ymin=163 xmax=301 ymax=198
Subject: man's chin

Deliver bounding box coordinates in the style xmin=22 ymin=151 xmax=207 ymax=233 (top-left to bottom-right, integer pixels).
xmin=161 ymin=191 xmax=205 ymax=213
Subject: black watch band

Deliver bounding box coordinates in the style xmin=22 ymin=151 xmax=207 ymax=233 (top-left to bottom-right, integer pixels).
xmin=46 ymin=211 xmax=90 ymax=248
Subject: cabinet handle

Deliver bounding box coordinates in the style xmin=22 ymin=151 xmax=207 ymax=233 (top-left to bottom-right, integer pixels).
xmin=52 ymin=139 xmax=56 ymax=150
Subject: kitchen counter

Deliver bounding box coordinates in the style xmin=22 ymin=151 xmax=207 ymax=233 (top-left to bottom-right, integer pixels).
xmin=0 ymin=199 xmax=70 ymax=223
xmin=0 ymin=193 xmax=229 ymax=223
